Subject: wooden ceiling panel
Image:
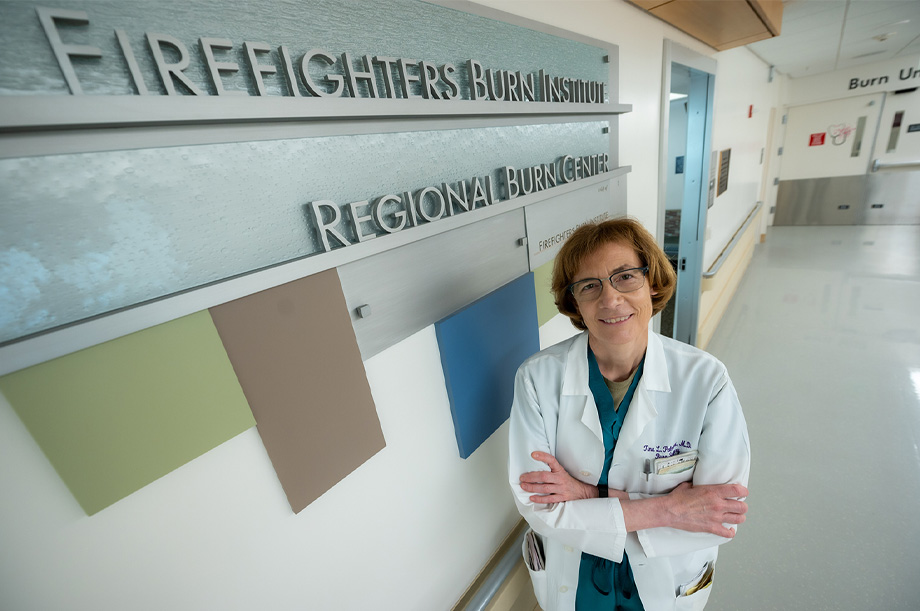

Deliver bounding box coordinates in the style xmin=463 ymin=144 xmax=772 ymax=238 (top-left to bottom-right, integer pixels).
xmin=751 ymin=0 xmax=783 ymax=35
xmin=629 ymin=0 xmax=671 ymax=9
xmin=650 ymin=1 xmax=767 ymax=48
xmin=627 ymin=0 xmax=783 ymax=52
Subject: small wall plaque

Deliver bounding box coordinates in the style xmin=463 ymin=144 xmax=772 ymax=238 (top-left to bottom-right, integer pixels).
xmin=717 ymin=148 xmax=731 ymax=197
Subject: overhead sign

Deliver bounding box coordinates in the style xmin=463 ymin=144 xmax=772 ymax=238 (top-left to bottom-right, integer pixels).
xmin=848 ymin=64 xmax=920 ymax=90
xmin=785 ymin=55 xmax=920 ymax=106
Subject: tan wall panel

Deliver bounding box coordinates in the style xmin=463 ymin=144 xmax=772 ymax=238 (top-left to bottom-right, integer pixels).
xmin=210 ymin=269 xmax=384 ymax=513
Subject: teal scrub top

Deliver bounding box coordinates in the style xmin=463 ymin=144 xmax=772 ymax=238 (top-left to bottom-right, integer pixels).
xmin=576 ymin=348 xmax=646 ymax=611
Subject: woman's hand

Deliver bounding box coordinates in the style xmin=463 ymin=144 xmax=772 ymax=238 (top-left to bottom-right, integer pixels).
xmin=658 ymin=482 xmax=748 ymax=538
xmin=519 ymin=451 xmax=614 ymax=503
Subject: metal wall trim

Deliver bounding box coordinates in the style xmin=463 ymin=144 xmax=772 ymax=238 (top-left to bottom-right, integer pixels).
xmin=1 ymin=114 xmax=617 ymax=159
xmin=0 ymin=95 xmax=630 ymax=132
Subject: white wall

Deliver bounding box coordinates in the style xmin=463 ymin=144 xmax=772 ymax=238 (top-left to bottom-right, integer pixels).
xmin=0 ymin=326 xmax=519 ymax=610
xmin=705 ymin=46 xmax=783 ymax=270
xmin=0 ymin=2 xmax=787 ymax=609
xmin=760 ymin=91 xmax=788 ymax=230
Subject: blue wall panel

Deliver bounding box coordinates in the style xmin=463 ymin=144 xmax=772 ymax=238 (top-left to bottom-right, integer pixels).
xmin=435 ymin=273 xmax=539 ymax=459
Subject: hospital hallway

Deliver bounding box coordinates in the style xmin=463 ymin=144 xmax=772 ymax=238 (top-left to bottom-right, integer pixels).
xmin=702 ymin=224 xmax=920 ymax=610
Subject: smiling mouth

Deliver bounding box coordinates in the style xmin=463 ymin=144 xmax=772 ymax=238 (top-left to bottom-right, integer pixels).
xmin=601 ymin=314 xmax=632 ymax=324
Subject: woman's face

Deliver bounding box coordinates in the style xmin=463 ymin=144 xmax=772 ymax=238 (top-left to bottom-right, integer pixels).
xmin=572 ymin=240 xmax=656 ymax=352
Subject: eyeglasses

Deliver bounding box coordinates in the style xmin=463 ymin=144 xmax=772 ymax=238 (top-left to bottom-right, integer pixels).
xmin=567 ymin=267 xmax=649 ymax=302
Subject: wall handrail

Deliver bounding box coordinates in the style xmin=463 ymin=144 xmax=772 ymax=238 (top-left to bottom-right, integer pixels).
xmin=702 ymin=201 xmax=762 ymax=279
xmin=459 ymin=527 xmax=528 ymax=611
xmin=871 ymin=159 xmax=920 ymax=172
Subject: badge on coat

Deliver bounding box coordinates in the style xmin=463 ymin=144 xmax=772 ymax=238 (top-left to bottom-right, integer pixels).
xmin=653 ymin=450 xmax=699 ymax=475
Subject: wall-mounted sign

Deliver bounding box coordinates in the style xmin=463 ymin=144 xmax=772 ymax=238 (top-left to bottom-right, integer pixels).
xmin=525 ymin=179 xmax=622 ymax=270
xmin=717 ymin=148 xmax=731 ymax=197
xmin=0 ymin=0 xmax=626 ymax=361
xmin=827 ymin=123 xmax=854 ymax=146
xmin=908 ymin=123 xmax=920 ymax=133
xmin=309 ymin=153 xmax=610 ymax=252
xmin=809 ymin=133 xmax=826 ymax=146
xmin=23 ymin=5 xmax=606 ymax=105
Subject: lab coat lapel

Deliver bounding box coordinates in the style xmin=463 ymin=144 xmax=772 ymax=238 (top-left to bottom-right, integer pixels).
xmin=562 ymin=333 xmax=605 ymax=443
xmin=617 ymin=330 xmax=670 ymax=451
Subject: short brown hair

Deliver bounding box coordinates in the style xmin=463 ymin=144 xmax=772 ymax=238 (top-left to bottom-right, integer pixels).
xmin=551 ymin=217 xmax=676 ymax=331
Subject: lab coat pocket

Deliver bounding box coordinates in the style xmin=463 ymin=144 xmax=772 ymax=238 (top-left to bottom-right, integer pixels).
xmin=675 ymin=561 xmax=714 ymax=611
xmin=648 ymin=470 xmax=694 ymax=494
xmin=522 ymin=528 xmax=548 ymax=610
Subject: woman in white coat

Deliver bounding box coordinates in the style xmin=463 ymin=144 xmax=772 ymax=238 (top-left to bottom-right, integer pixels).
xmin=509 ymin=218 xmax=750 ymax=611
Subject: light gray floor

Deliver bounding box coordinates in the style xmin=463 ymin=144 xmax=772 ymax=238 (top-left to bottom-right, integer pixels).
xmin=705 ymin=225 xmax=920 ymax=611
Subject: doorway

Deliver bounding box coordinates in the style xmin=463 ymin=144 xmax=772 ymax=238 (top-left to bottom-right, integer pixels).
xmin=774 ymin=88 xmax=920 ymax=225
xmin=657 ymin=42 xmax=716 ymax=346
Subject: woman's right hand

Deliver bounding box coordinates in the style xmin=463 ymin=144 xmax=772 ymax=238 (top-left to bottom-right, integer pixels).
xmin=622 ymin=481 xmax=748 ymax=537
xmin=661 ymin=482 xmax=748 ymax=538
xmin=520 ymin=451 xmax=602 ymax=503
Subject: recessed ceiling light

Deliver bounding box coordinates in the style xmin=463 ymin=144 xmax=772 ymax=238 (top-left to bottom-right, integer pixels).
xmin=878 ymin=19 xmax=911 ymax=29
xmin=852 ymin=50 xmax=888 ymax=59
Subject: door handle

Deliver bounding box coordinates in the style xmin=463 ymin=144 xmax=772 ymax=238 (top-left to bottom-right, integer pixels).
xmin=680 ymin=258 xmax=687 ymax=271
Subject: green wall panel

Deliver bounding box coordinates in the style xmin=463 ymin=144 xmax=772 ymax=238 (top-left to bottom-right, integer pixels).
xmin=0 ymin=311 xmax=255 ymax=515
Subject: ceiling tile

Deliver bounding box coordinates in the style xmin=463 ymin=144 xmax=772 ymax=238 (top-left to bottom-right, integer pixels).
xmin=747 ymin=0 xmax=920 ymax=79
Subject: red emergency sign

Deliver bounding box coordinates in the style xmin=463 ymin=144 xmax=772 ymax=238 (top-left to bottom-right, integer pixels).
xmin=809 ymin=133 xmax=826 ymax=146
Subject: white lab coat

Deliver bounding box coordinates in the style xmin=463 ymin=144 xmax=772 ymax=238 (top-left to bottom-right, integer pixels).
xmin=509 ymin=329 xmax=750 ymax=611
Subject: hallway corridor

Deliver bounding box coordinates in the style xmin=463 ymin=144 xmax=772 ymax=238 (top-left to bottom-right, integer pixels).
xmin=705 ymin=225 xmax=920 ymax=610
